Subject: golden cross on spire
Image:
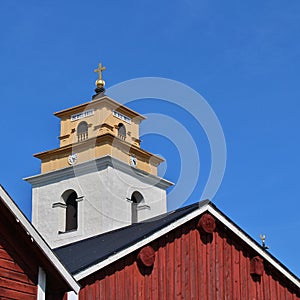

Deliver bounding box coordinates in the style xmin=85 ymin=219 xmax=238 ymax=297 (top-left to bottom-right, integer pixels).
xmin=94 ymin=62 xmax=106 ymax=80
xmin=92 ymin=62 xmax=107 ymax=99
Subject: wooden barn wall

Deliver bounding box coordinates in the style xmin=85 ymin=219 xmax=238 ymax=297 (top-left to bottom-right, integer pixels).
xmin=0 ymin=236 xmax=37 ymax=300
xmin=79 ymin=218 xmax=300 ymax=300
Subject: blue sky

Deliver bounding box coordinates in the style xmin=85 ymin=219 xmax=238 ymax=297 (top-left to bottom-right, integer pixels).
xmin=1 ymin=1 xmax=300 ymax=277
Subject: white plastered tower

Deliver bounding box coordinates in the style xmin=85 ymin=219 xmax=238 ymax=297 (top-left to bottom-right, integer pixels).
xmin=25 ymin=65 xmax=173 ymax=248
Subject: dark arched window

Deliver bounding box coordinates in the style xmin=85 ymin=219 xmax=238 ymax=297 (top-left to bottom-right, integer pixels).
xmin=62 ymin=190 xmax=78 ymax=231
xmin=118 ymin=123 xmax=126 ymax=139
xmin=131 ymin=191 xmax=144 ymax=223
xmin=77 ymin=121 xmax=88 ymax=142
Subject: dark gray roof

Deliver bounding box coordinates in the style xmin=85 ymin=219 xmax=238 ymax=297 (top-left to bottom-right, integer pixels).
xmin=54 ymin=200 xmax=209 ymax=275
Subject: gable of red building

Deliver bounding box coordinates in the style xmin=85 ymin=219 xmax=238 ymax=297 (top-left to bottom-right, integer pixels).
xmin=55 ymin=201 xmax=300 ymax=299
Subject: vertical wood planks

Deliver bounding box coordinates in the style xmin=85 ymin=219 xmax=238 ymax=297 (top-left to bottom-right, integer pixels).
xmin=78 ymin=218 xmax=300 ymax=300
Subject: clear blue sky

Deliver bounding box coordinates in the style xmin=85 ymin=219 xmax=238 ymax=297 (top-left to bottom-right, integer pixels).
xmin=1 ymin=1 xmax=300 ymax=277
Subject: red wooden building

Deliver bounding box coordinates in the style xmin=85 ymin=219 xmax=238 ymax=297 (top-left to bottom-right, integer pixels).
xmin=0 ymin=185 xmax=79 ymax=300
xmin=1 ymin=184 xmax=299 ymax=299
xmin=55 ymin=200 xmax=300 ymax=299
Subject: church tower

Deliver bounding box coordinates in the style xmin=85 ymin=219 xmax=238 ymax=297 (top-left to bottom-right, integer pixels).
xmin=25 ymin=63 xmax=173 ymax=248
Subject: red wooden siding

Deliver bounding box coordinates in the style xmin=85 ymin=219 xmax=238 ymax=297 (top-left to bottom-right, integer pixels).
xmin=0 ymin=238 xmax=37 ymax=299
xmin=79 ymin=217 xmax=300 ymax=300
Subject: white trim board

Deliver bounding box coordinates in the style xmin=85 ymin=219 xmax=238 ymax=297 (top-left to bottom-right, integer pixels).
xmin=37 ymin=267 xmax=46 ymax=300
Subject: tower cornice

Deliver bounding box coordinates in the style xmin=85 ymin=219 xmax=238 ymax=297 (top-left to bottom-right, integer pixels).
xmin=34 ymin=133 xmax=164 ymax=174
xmin=54 ymin=96 xmax=146 ymax=122
xmin=25 ymin=155 xmax=173 ymax=190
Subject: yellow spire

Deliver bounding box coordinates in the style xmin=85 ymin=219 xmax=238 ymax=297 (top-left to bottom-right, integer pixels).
xmin=94 ymin=62 xmax=106 ymax=87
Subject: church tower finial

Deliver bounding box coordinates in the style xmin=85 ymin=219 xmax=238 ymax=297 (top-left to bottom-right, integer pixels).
xmin=92 ymin=62 xmax=106 ymax=99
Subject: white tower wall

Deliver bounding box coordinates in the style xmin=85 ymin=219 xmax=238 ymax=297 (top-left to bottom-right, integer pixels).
xmin=26 ymin=156 xmax=171 ymax=248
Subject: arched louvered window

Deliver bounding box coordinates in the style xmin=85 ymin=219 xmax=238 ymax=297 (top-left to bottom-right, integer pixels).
xmin=62 ymin=190 xmax=78 ymax=231
xmin=131 ymin=191 xmax=144 ymax=223
xmin=118 ymin=123 xmax=126 ymax=139
xmin=77 ymin=121 xmax=88 ymax=142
